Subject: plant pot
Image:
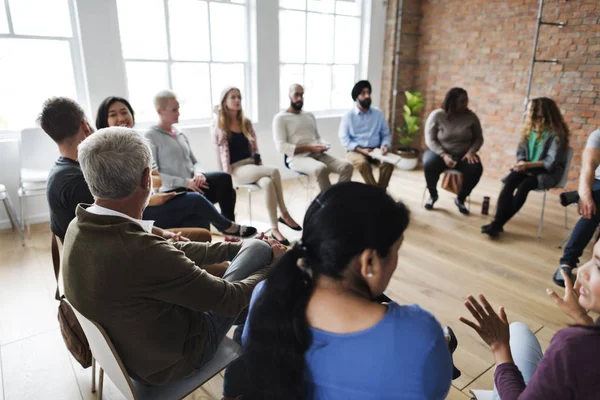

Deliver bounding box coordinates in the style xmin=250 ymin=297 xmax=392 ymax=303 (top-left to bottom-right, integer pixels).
xmin=396 ymin=148 xmax=420 ymax=171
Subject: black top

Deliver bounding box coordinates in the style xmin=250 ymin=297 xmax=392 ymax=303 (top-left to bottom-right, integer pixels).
xmin=228 ymin=132 xmax=252 ymax=165
xmin=46 ymin=157 xmax=94 ymax=241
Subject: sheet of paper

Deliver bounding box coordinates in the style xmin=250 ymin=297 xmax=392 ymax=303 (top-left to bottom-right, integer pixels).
xmin=369 ymin=148 xmax=402 ymax=165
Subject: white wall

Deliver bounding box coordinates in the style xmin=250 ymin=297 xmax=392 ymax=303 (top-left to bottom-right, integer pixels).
xmin=0 ymin=0 xmax=386 ymax=230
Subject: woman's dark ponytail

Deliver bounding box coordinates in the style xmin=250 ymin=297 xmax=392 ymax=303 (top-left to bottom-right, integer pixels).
xmin=244 ymin=244 xmax=316 ymax=400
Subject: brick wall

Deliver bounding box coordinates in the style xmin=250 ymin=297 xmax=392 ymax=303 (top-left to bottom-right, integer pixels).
xmin=383 ymin=0 xmax=600 ymax=188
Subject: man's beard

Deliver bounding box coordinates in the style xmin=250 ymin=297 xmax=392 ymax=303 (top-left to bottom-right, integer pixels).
xmin=359 ymin=98 xmax=371 ymax=110
xmin=290 ymin=100 xmax=304 ymax=111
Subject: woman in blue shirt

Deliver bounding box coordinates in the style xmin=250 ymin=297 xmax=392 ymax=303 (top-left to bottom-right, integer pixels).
xmin=241 ymin=182 xmax=452 ymax=399
xmin=482 ymin=97 xmax=570 ymax=238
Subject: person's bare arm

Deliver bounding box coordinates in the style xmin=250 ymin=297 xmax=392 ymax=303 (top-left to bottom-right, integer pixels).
xmin=578 ymin=147 xmax=600 ymax=218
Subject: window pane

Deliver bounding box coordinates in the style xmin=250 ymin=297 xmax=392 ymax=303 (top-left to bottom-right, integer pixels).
xmin=304 ymin=64 xmax=331 ymax=111
xmin=0 ymin=39 xmax=76 ymax=130
xmin=171 ymin=63 xmax=212 ymax=120
xmin=210 ymin=63 xmax=246 ymax=110
xmin=9 ymin=0 xmax=72 ymax=37
xmin=307 ymin=0 xmax=334 ymax=13
xmin=279 ymin=10 xmax=305 ymax=63
xmin=279 ymin=0 xmax=305 ymax=10
xmin=336 ymin=0 xmax=361 ymax=16
xmin=280 ymin=64 xmax=304 ymax=109
xmin=331 ymin=65 xmax=355 ymax=109
xmin=210 ymin=3 xmax=247 ymax=62
xmin=306 ymin=13 xmax=333 ymax=63
xmin=117 ymin=0 xmax=168 ymax=60
xmin=125 ymin=61 xmax=169 ymax=123
xmin=0 ymin=3 xmax=9 ymax=34
xmin=334 ymin=16 xmax=360 ymax=64
xmin=169 ymin=0 xmax=210 ymax=61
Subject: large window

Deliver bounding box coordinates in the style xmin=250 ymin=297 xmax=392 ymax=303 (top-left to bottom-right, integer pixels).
xmin=279 ymin=0 xmax=363 ymax=112
xmin=0 ymin=0 xmax=85 ymax=130
xmin=116 ymin=0 xmax=251 ymax=124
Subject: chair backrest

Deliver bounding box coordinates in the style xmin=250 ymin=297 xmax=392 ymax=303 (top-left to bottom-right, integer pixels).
xmin=20 ymin=128 xmax=60 ymax=172
xmin=556 ymin=147 xmax=574 ymax=189
xmin=65 ymin=299 xmax=138 ymax=400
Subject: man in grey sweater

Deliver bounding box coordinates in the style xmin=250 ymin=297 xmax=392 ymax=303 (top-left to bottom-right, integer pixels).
xmin=63 ymin=127 xmax=285 ymax=397
xmin=273 ymin=84 xmax=354 ymax=191
xmin=145 ymin=90 xmax=239 ymax=225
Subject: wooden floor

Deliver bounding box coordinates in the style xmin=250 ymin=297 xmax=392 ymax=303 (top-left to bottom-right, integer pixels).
xmin=0 ymin=168 xmax=587 ymax=400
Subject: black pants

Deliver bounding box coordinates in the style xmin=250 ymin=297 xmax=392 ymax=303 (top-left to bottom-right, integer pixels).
xmin=203 ymin=171 xmax=237 ymax=222
xmin=423 ymin=150 xmax=483 ymax=202
xmin=492 ymin=171 xmax=540 ymax=229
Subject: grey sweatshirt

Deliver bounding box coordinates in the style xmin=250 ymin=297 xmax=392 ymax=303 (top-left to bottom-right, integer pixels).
xmin=424 ymin=109 xmax=484 ymax=157
xmin=144 ymin=125 xmax=203 ymax=191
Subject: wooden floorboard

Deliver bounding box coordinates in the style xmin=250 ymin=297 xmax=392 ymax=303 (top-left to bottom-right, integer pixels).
xmin=0 ymin=169 xmax=585 ymax=399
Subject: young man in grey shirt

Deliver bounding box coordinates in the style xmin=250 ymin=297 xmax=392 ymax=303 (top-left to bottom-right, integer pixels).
xmin=556 ymin=128 xmax=600 ymax=286
xmin=272 ymin=84 xmax=353 ymax=191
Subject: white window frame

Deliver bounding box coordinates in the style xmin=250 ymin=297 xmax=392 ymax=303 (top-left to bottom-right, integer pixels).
xmin=0 ymin=0 xmax=89 ymax=129
xmin=278 ymin=0 xmax=367 ymax=117
xmin=119 ymin=0 xmax=254 ymax=128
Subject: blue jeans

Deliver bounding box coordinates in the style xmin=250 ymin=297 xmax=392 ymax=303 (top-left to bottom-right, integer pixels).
xmin=142 ymin=192 xmax=232 ymax=232
xmin=493 ymin=322 xmax=543 ymax=400
xmin=559 ymin=179 xmax=600 ymax=268
xmin=195 ymin=239 xmax=272 ymax=397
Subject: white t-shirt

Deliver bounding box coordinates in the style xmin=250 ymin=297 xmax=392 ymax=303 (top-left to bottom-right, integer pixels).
xmin=585 ymin=129 xmax=600 ymax=179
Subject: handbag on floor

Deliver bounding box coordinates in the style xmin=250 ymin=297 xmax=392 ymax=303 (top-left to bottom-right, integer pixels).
xmin=441 ymin=172 xmax=462 ymax=195
xmin=52 ymin=234 xmax=92 ymax=368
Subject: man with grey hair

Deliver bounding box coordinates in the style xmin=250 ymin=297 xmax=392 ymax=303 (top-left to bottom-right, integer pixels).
xmin=62 ymin=127 xmax=283 ymax=396
xmin=273 ymin=84 xmax=354 ymax=191
xmin=145 ymin=90 xmax=254 ymax=238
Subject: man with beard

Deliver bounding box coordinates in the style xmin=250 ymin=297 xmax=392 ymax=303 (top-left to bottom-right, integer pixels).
xmin=273 ymin=84 xmax=354 ymax=191
xmin=339 ymin=80 xmax=394 ymax=190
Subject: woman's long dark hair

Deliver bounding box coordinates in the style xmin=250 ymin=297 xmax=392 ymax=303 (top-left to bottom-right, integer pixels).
xmin=243 ymin=182 xmax=410 ymax=399
xmin=95 ymin=96 xmax=135 ymax=130
xmin=442 ymin=87 xmax=469 ymax=120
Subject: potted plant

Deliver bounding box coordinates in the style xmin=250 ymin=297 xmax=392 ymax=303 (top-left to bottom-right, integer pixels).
xmin=395 ymin=91 xmax=423 ymax=170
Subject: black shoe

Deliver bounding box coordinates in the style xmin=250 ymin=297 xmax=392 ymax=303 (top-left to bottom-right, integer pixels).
xmin=424 ymin=194 xmax=439 ymax=210
xmin=443 ymin=326 xmax=462 ymax=380
xmin=553 ymin=266 xmax=574 ymax=288
xmin=278 ymin=216 xmax=302 ymax=231
xmin=481 ymin=223 xmax=502 ymax=238
xmin=222 ymin=224 xmax=257 ymax=238
xmin=455 ymin=198 xmax=469 ymax=215
xmin=481 ymin=224 xmax=503 ymax=234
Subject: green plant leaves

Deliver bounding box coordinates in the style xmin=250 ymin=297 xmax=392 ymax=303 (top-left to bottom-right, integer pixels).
xmin=397 ymin=90 xmax=424 ymax=147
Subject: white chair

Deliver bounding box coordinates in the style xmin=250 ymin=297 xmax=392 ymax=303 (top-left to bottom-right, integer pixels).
xmin=234 ymin=183 xmax=262 ymax=225
xmin=18 ymin=128 xmax=59 ymax=236
xmin=421 ymin=169 xmax=471 ymax=210
xmin=469 ymin=389 xmax=493 ymax=400
xmin=536 ymin=147 xmax=574 ymax=239
xmin=0 ymin=183 xmax=23 ymax=240
xmin=66 ymin=299 xmax=243 ymax=400
xmin=284 ymin=155 xmax=314 ymax=206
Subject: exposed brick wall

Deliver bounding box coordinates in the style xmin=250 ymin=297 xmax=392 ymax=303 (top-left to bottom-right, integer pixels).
xmin=383 ymin=0 xmax=600 ymax=189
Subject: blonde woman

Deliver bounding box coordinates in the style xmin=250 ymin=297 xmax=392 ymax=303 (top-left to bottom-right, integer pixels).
xmin=213 ymin=87 xmax=301 ymax=245
xmin=482 ymin=97 xmax=570 ymax=237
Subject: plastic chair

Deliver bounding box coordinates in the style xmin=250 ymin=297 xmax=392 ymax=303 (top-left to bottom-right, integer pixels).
xmin=0 ymin=183 xmax=23 ymax=240
xmin=421 ymin=169 xmax=471 ymax=210
xmin=469 ymin=389 xmax=493 ymax=400
xmin=234 ymin=183 xmax=262 ymax=224
xmin=535 ymin=147 xmax=574 ymax=239
xmin=284 ymin=155 xmax=313 ymax=205
xmin=66 ymin=299 xmax=242 ymax=400
xmin=18 ymin=128 xmax=59 ymax=236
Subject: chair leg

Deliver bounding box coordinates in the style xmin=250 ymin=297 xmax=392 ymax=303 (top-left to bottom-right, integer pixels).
xmin=538 ymin=191 xmax=547 ymax=240
xmin=248 ymin=189 xmax=252 ymax=225
xmin=421 ymin=186 xmax=427 ymax=207
xmin=564 ymin=205 xmax=568 ymax=230
xmin=91 ymin=358 xmax=96 ymax=393
xmin=98 ymin=368 xmax=104 ymax=400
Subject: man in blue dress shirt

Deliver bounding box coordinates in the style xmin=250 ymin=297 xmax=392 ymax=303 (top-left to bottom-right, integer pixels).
xmin=338 ymin=80 xmax=394 ymax=189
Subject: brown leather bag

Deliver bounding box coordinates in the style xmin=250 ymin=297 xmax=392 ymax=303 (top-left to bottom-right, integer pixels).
xmin=441 ymin=172 xmax=463 ymax=195
xmin=52 ymin=234 xmax=92 ymax=368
